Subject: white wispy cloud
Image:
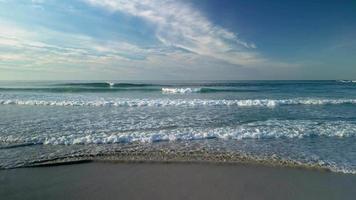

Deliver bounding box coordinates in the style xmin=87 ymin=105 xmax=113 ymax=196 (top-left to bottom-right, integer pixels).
xmin=0 ymin=21 xmax=149 ymax=68
xmin=0 ymin=0 xmax=297 ymax=79
xmin=0 ymin=20 xmax=205 ymax=78
xmin=83 ymin=0 xmax=264 ymax=66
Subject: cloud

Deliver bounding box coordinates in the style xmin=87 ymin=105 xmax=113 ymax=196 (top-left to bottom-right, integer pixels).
xmin=83 ymin=0 xmax=264 ymax=66
xmin=0 ymin=0 xmax=297 ymax=80
xmin=0 ymin=20 xmax=206 ymax=78
xmin=0 ymin=22 xmax=162 ymax=79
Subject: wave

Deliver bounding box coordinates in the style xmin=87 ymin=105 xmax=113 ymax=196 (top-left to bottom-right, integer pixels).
xmin=55 ymin=82 xmax=156 ymax=88
xmin=2 ymin=120 xmax=356 ymax=146
xmin=162 ymin=88 xmax=202 ymax=94
xmin=1 ymin=98 xmax=356 ymax=107
xmin=161 ymin=87 xmax=260 ymax=94
xmin=1 ymin=81 xmax=352 ymax=93
xmin=2 ymin=119 xmax=356 ymax=174
xmin=4 ymin=81 xmax=352 ymax=94
xmin=0 ymin=86 xmax=258 ymax=93
xmin=0 ymin=87 xmax=160 ymax=93
xmin=0 ymin=81 xmax=161 ymax=93
xmin=337 ymin=80 xmax=356 ymax=83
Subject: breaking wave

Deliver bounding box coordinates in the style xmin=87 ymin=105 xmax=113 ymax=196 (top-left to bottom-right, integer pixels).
xmin=1 ymin=120 xmax=356 ymax=146
xmin=162 ymin=88 xmax=202 ymax=94
xmin=0 ymin=86 xmax=258 ymax=93
xmin=337 ymin=80 xmax=356 ymax=83
xmin=56 ymin=82 xmax=155 ymax=88
xmin=2 ymin=120 xmax=356 ymax=174
xmin=161 ymin=87 xmax=259 ymax=94
xmin=1 ymin=98 xmax=356 ymax=107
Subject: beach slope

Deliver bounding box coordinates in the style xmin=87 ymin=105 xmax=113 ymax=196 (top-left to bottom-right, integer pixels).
xmin=1 ymin=162 xmax=355 ymax=200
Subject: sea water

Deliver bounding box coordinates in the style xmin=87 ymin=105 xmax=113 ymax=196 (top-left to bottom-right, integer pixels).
xmin=1 ymin=80 xmax=356 ymax=173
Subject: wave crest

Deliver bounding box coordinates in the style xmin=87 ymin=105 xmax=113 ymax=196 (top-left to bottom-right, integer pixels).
xmin=1 ymin=98 xmax=356 ymax=107
xmin=337 ymin=80 xmax=356 ymax=83
xmin=56 ymin=82 xmax=154 ymax=88
xmin=2 ymin=120 xmax=356 ymax=146
xmin=162 ymin=88 xmax=202 ymax=94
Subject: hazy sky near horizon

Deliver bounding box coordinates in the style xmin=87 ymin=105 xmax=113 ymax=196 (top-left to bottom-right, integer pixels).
xmin=0 ymin=0 xmax=355 ymax=80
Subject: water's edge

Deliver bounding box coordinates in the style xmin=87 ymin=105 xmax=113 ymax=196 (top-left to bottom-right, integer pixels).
xmin=5 ymin=147 xmax=345 ymax=174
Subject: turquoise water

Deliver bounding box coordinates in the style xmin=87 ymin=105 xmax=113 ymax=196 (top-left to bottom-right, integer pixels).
xmin=1 ymin=80 xmax=356 ymax=173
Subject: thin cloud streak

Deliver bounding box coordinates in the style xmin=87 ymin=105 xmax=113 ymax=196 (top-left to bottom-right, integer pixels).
xmin=0 ymin=22 xmax=152 ymax=68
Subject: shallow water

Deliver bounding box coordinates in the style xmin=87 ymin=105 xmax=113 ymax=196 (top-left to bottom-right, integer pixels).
xmin=1 ymin=80 xmax=356 ymax=173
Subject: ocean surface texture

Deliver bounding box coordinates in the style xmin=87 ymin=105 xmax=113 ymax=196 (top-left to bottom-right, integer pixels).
xmin=1 ymin=80 xmax=356 ymax=173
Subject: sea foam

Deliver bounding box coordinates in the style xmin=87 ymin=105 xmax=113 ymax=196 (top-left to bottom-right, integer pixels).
xmin=337 ymin=80 xmax=356 ymax=83
xmin=1 ymin=98 xmax=356 ymax=107
xmin=2 ymin=120 xmax=356 ymax=146
xmin=162 ymin=88 xmax=202 ymax=94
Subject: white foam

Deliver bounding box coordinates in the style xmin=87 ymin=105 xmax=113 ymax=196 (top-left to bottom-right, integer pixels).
xmin=2 ymin=120 xmax=356 ymax=146
xmin=1 ymin=98 xmax=356 ymax=107
xmin=106 ymin=82 xmax=115 ymax=87
xmin=2 ymin=120 xmax=356 ymax=173
xmin=162 ymin=88 xmax=201 ymax=94
xmin=338 ymin=80 xmax=356 ymax=83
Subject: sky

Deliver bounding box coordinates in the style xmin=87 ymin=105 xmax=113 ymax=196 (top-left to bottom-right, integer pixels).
xmin=0 ymin=0 xmax=355 ymax=80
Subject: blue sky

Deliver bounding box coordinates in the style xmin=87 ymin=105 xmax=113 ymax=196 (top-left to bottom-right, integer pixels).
xmin=0 ymin=0 xmax=355 ymax=80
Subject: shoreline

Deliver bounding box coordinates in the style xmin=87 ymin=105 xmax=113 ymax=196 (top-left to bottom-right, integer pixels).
xmin=7 ymin=149 xmax=352 ymax=175
xmin=1 ymin=161 xmax=356 ymax=200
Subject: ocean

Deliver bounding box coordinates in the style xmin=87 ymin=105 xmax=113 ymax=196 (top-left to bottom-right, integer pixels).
xmin=1 ymin=80 xmax=356 ymax=173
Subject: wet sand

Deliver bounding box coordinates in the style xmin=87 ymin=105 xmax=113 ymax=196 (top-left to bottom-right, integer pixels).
xmin=1 ymin=162 xmax=356 ymax=200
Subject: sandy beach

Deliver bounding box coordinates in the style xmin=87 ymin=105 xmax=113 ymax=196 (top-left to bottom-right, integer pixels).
xmin=1 ymin=162 xmax=355 ymax=200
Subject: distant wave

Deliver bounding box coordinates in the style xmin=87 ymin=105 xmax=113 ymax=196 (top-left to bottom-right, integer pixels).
xmin=337 ymin=80 xmax=356 ymax=83
xmin=55 ymin=82 xmax=156 ymax=88
xmin=162 ymin=88 xmax=202 ymax=94
xmin=0 ymin=81 xmax=161 ymax=93
xmin=161 ymin=87 xmax=259 ymax=94
xmin=0 ymin=86 xmax=261 ymax=93
xmin=2 ymin=81 xmax=354 ymax=94
xmin=0 ymin=87 xmax=160 ymax=93
xmin=2 ymin=98 xmax=356 ymax=107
